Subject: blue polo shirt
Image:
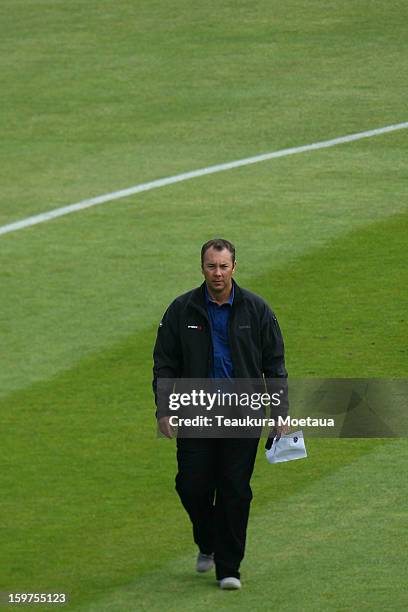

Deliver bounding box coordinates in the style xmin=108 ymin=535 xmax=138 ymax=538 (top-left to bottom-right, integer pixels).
xmin=205 ymin=284 xmax=234 ymax=378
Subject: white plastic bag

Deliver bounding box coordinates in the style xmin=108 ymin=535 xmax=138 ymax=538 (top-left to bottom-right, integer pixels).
xmin=265 ymin=430 xmax=307 ymax=464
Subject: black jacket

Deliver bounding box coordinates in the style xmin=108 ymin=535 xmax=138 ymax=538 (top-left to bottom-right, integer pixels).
xmin=152 ymin=280 xmax=287 ymax=405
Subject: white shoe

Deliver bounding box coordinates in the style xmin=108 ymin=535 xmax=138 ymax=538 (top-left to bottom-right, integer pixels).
xmin=196 ymin=552 xmax=214 ymax=573
xmin=219 ymin=577 xmax=241 ymax=590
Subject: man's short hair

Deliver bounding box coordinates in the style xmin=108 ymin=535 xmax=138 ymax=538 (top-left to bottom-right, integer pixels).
xmin=201 ymin=239 xmax=236 ymax=267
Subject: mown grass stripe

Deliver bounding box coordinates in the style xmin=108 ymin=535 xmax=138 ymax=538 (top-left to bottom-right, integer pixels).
xmin=0 ymin=121 xmax=407 ymax=237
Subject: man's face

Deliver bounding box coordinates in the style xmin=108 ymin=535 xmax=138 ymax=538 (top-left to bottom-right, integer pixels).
xmin=202 ymin=247 xmax=236 ymax=296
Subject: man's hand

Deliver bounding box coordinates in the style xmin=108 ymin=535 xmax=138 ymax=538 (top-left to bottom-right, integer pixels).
xmin=265 ymin=422 xmax=290 ymax=450
xmin=272 ymin=423 xmax=290 ymax=441
xmin=158 ymin=416 xmax=174 ymax=438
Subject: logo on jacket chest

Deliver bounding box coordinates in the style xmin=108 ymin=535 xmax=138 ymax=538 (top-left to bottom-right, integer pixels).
xmin=187 ymin=324 xmax=203 ymax=331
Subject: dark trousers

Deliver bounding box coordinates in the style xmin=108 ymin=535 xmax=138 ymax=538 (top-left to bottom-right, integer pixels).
xmin=175 ymin=437 xmax=259 ymax=580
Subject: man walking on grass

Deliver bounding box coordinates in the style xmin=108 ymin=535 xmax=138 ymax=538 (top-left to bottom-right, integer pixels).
xmin=153 ymin=238 xmax=288 ymax=590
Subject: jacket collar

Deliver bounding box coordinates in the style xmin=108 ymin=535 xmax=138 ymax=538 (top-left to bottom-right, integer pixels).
xmin=190 ymin=279 xmax=243 ymax=309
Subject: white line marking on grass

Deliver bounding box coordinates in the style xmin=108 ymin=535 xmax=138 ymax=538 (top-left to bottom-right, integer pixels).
xmin=1 ymin=121 xmax=407 ymax=237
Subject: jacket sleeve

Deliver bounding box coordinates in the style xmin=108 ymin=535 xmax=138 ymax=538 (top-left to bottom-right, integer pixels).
xmin=261 ymin=303 xmax=287 ymax=379
xmin=152 ymin=301 xmax=182 ymax=414
xmin=261 ymin=303 xmax=289 ymax=425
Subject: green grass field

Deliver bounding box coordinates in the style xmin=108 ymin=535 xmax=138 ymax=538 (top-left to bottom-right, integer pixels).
xmin=1 ymin=1 xmax=407 ymax=610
